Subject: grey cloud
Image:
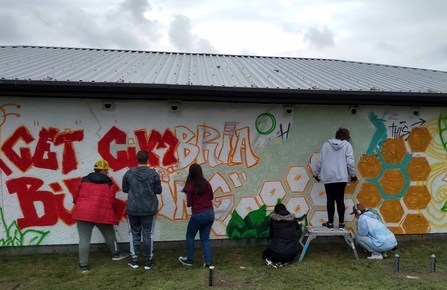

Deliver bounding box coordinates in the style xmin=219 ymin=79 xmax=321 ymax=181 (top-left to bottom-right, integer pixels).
xmin=168 ymin=14 xmax=194 ymax=52
xmin=120 ymin=0 xmax=152 ymax=25
xmin=168 ymin=14 xmax=219 ymax=53
xmin=376 ymin=41 xmax=400 ymax=53
xmin=0 ymin=13 xmax=25 ymax=43
xmin=195 ymin=39 xmax=219 ymax=54
xmin=303 ymin=26 xmax=335 ymax=49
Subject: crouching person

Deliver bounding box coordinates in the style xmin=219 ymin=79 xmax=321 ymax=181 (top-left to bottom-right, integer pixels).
xmin=263 ymin=203 xmax=301 ymax=268
xmin=351 ymin=204 xmax=397 ymax=260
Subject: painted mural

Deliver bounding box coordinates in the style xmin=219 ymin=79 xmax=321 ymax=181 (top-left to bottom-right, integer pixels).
xmin=0 ymin=98 xmax=445 ymax=247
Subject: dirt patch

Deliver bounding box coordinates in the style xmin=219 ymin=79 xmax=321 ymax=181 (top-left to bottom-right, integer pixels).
xmin=0 ymin=282 xmax=21 ymax=290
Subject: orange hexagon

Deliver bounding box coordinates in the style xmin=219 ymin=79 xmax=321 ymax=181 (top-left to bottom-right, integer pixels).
xmin=388 ymin=226 xmax=404 ymax=235
xmin=380 ymin=138 xmax=407 ymax=164
xmin=380 ymin=200 xmax=404 ymax=223
xmin=403 ymin=185 xmax=431 ymax=210
xmin=401 ymin=214 xmax=430 ymax=234
xmin=344 ymin=179 xmax=359 ymax=194
xmin=380 ymin=169 xmax=405 ymax=195
xmin=357 ymin=154 xmax=382 ymax=179
xmin=407 ymin=127 xmax=432 ymax=152
xmin=406 ymin=157 xmax=431 ymax=181
xmin=356 ymin=183 xmax=382 ymax=208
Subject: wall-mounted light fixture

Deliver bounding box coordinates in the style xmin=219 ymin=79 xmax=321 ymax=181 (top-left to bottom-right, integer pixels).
xmin=102 ymin=101 xmax=114 ymax=111
xmin=284 ymin=105 xmax=294 ymax=116
xmin=170 ymin=102 xmax=181 ymax=113
xmin=349 ymin=106 xmax=359 ymax=116
xmin=411 ymin=107 xmax=420 ymax=117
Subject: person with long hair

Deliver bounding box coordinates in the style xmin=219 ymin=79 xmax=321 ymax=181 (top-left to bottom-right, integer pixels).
xmin=178 ymin=163 xmax=215 ymax=267
xmin=313 ymin=128 xmax=357 ymax=230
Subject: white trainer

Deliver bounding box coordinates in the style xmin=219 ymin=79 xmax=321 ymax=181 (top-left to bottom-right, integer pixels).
xmin=367 ymin=254 xmax=383 ymax=260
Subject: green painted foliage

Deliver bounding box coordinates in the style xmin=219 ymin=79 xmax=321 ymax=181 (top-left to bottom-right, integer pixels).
xmin=0 ymin=207 xmax=49 ymax=246
xmin=226 ymin=204 xmax=308 ymax=239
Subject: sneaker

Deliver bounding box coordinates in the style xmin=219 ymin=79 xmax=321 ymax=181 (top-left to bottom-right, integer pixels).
xmin=338 ymin=223 xmax=345 ymax=230
xmin=367 ymin=254 xmax=383 ymax=260
xmin=322 ymin=222 xmax=334 ymax=229
xmin=382 ymin=252 xmax=388 ymax=258
xmin=264 ymin=258 xmax=278 ymax=268
xmin=203 ymin=263 xmax=213 ymax=268
xmin=78 ymin=264 xmax=88 ymax=273
xmin=128 ymin=258 xmax=139 ymax=269
xmin=179 ymin=256 xmax=193 ymax=266
xmin=274 ymin=262 xmax=289 ymax=268
xmin=144 ymin=259 xmax=154 ymax=270
xmin=112 ymin=252 xmax=131 ymax=261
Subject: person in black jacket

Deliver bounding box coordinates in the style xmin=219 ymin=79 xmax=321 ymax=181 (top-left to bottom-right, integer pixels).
xmin=263 ymin=203 xmax=300 ymax=268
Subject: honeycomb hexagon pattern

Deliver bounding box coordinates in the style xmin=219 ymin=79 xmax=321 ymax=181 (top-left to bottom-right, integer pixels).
xmin=286 ymin=196 xmax=310 ymax=217
xmin=380 ymin=138 xmax=407 ymax=164
xmin=379 ymin=169 xmax=406 ymax=195
xmin=344 ymin=180 xmax=359 ymax=194
xmin=380 ymin=199 xmax=404 ymax=223
xmin=402 ymin=214 xmax=430 ymax=234
xmin=258 ymin=181 xmax=287 ymax=207
xmin=357 ymin=154 xmax=382 ymax=178
xmin=285 ymin=166 xmax=310 ymax=193
xmin=388 ymin=226 xmax=405 ymax=235
xmin=403 ymin=185 xmax=431 ymax=210
xmin=357 ymin=183 xmax=382 ymax=208
xmin=407 ymin=127 xmax=432 ymax=152
xmin=406 ymin=157 xmax=431 ymax=181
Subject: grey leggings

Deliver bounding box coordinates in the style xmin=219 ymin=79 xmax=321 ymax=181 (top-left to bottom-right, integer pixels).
xmin=76 ymin=220 xmax=120 ymax=266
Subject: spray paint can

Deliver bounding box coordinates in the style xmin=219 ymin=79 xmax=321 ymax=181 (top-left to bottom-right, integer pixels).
xmin=209 ymin=265 xmax=214 ymax=287
xmin=394 ymin=254 xmax=400 ymax=273
xmin=430 ymin=254 xmax=436 ymax=273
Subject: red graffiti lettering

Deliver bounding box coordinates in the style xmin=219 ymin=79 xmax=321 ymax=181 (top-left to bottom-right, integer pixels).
xmin=98 ymin=126 xmax=129 ymax=171
xmin=2 ymin=126 xmax=34 ymax=172
xmin=135 ymin=128 xmax=179 ymax=167
xmin=0 ymin=158 xmax=12 ymax=175
xmin=33 ymin=127 xmax=59 ymax=170
xmin=54 ymin=130 xmax=84 ymax=174
xmin=1 ymin=126 xmax=83 ymax=174
xmin=6 ymin=177 xmax=58 ymax=229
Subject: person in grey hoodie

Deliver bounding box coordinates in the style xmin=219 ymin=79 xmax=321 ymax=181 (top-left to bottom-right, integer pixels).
xmin=122 ymin=150 xmax=162 ymax=270
xmin=312 ymin=128 xmax=357 ymax=230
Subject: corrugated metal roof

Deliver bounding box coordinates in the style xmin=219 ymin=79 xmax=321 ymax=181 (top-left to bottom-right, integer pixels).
xmin=1 ymin=45 xmax=447 ymax=93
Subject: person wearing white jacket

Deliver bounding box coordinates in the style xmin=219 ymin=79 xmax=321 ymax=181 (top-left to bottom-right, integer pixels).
xmin=351 ymin=204 xmax=398 ymax=260
xmin=312 ymin=128 xmax=357 ymax=229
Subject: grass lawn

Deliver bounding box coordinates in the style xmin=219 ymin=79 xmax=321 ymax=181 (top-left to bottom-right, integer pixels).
xmin=0 ymin=238 xmax=446 ymax=290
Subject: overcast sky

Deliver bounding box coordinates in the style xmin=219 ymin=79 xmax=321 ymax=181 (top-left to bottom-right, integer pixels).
xmin=1 ymin=0 xmax=447 ymax=71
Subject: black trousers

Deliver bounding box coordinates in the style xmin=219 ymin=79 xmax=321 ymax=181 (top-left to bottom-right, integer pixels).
xmin=262 ymin=247 xmax=298 ymax=264
xmin=324 ymin=182 xmax=347 ymax=224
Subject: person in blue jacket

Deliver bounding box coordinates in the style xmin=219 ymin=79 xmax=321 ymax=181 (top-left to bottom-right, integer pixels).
xmin=351 ymin=203 xmax=397 ymax=260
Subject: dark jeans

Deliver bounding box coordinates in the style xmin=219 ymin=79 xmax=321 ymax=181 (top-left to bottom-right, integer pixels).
xmin=186 ymin=209 xmax=214 ymax=265
xmin=127 ymin=214 xmax=156 ymax=260
xmin=324 ymin=182 xmax=347 ymax=224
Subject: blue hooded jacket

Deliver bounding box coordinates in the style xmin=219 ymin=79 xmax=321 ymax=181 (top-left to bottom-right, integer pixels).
xmin=358 ymin=211 xmax=397 ymax=251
